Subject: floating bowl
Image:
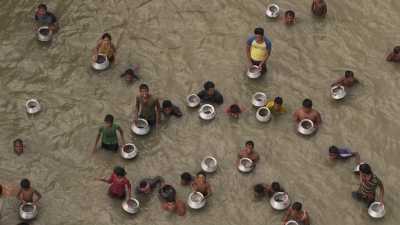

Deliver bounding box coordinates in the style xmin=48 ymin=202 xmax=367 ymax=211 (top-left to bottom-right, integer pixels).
xmin=26 ymin=99 xmax=41 ymax=114
xmin=368 ymin=202 xmax=385 ymax=219
xmin=331 ymin=85 xmax=346 ymax=100
xmin=37 ymin=26 xmax=52 ymax=42
xmin=285 ymin=220 xmax=299 ymax=225
xmin=186 ymin=94 xmax=201 ymax=108
xmin=120 ymin=143 xmax=138 ymax=159
xmin=122 ymin=198 xmax=140 ymax=214
xmin=270 ymin=192 xmax=291 ymax=210
xmin=247 ymin=65 xmax=261 ymax=79
xmin=201 ymin=156 xmax=218 ymax=173
xmin=19 ymin=203 xmax=38 ymax=220
xmin=256 ymin=107 xmax=271 ymax=122
xmin=238 ymin=158 xmax=254 ymax=173
xmin=187 ymin=192 xmax=206 ymax=209
xmin=92 ymin=54 xmax=110 ymax=71
xmin=297 ymin=119 xmax=316 ymax=136
xmin=265 ymin=4 xmax=280 ymax=18
xmin=251 ymin=92 xmax=267 ymax=107
xmin=199 ymin=104 xmax=216 ymax=120
xmin=131 ymin=118 xmax=150 ymax=136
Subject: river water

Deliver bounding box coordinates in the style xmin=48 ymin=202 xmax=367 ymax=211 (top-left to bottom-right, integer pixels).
xmin=1 ymin=0 xmax=399 ymax=224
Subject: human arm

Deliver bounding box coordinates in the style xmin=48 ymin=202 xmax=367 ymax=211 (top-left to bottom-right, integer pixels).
xmin=378 ymin=182 xmax=384 ymax=203
xmin=303 ymin=211 xmax=311 ymax=225
xmin=353 ymin=152 xmax=360 ymax=164
xmin=17 ymin=189 xmax=25 ymax=203
xmin=155 ymin=98 xmax=161 ymax=126
xmin=386 ymin=53 xmax=394 ymax=62
xmin=33 ymin=189 xmax=42 ymax=204
xmin=214 ymin=91 xmax=224 ymax=105
xmin=246 ymin=37 xmax=254 ymax=66
xmin=117 ymin=126 xmax=125 ymax=146
xmin=281 ymin=209 xmax=291 ymax=224
xmin=93 ymin=131 xmax=101 ymax=153
xmin=332 ymin=77 xmax=345 ymax=86
xmin=293 ymin=110 xmax=300 ymax=123
xmin=133 ymin=96 xmax=140 ymax=121
xmin=315 ymin=111 xmax=322 ymax=127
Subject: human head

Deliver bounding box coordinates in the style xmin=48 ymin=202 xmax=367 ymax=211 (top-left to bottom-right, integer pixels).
xmin=14 ymin=139 xmax=24 ymax=155
xmin=292 ymin=202 xmax=302 ymax=211
xmin=328 ymin=145 xmax=339 ymax=159
xmin=203 ymin=81 xmax=215 ymax=96
xmin=37 ymin=4 xmax=47 ymax=16
xmin=139 ymin=83 xmax=150 ymax=99
xmin=273 ymin=96 xmax=283 ymax=111
xmin=302 ymin=98 xmax=313 ymax=112
xmin=180 ymin=172 xmax=193 ymax=185
xmin=359 ymin=163 xmax=373 ymax=181
xmin=113 ymin=166 xmax=127 ymax=177
xmin=229 ymin=104 xmax=241 ymax=118
xmin=394 ymin=46 xmax=400 ymax=54
xmin=20 ymin=179 xmax=31 ymax=190
xmin=139 ymin=180 xmax=151 ymax=193
xmin=123 ymin=69 xmax=135 ymax=82
xmin=284 ymin=10 xmax=295 ymax=25
xmin=271 ymin=182 xmax=281 ymax=192
xmin=18 ymin=223 xmax=30 ymax=225
xmin=101 ymin=33 xmax=112 ymax=41
xmin=245 ymin=140 xmax=254 ymax=150
xmin=160 ymin=184 xmax=176 ymax=202
xmin=345 ymin=70 xmax=354 ymax=79
xmin=162 ymin=100 xmax=173 ymax=114
xmin=196 ymin=171 xmax=207 ymax=182
xmin=254 ymin=27 xmax=264 ymax=42
xmin=104 ymin=114 xmax=114 ymax=127
xmin=254 ymin=184 xmax=266 ymax=197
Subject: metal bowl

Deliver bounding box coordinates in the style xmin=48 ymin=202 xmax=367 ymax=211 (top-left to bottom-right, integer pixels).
xmin=285 ymin=220 xmax=299 ymax=225
xmin=201 ymin=156 xmax=218 ymax=173
xmin=270 ymin=192 xmax=291 ymax=210
xmin=92 ymin=54 xmax=110 ymax=71
xmin=331 ymin=85 xmax=346 ymax=100
xmin=238 ymin=158 xmax=254 ymax=173
xmin=122 ymin=198 xmax=140 ymax=214
xmin=265 ymin=4 xmax=280 ymax=18
xmin=120 ymin=143 xmax=138 ymax=159
xmin=131 ymin=118 xmax=150 ymax=136
xmin=353 ymin=162 xmax=367 ymax=173
xmin=199 ymin=104 xmax=216 ymax=120
xmin=247 ymin=65 xmax=261 ymax=79
xmin=26 ymin=99 xmax=41 ymax=114
xmin=297 ymin=119 xmax=316 ymax=136
xmin=19 ymin=203 xmax=38 ymax=220
xmin=37 ymin=26 xmax=52 ymax=42
xmin=256 ymin=107 xmax=271 ymax=122
xmin=368 ymin=202 xmax=385 ymax=219
xmin=252 ymin=92 xmax=267 ymax=108
xmin=186 ymin=94 xmax=201 ymax=108
xmin=187 ymin=192 xmax=206 ymax=209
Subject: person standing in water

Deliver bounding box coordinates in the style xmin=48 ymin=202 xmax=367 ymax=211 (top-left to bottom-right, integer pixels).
xmin=331 ymin=70 xmax=358 ymax=88
xmin=246 ymin=27 xmax=272 ymax=74
xmin=93 ymin=114 xmax=125 ymax=153
xmin=311 ymin=0 xmax=327 ymax=17
xmin=97 ymin=166 xmax=132 ymax=199
xmin=34 ymin=4 xmax=58 ymax=32
xmin=92 ymin=33 xmax=116 ymax=63
xmin=293 ymin=99 xmax=322 ymax=128
xmin=17 ymin=179 xmax=42 ymax=205
xmin=352 ymin=163 xmax=384 ymax=206
xmin=282 ymin=202 xmax=310 ymax=225
xmin=191 ymin=172 xmax=212 ymax=198
xmin=197 ymin=81 xmax=224 ymax=105
xmin=133 ymin=84 xmax=161 ymax=127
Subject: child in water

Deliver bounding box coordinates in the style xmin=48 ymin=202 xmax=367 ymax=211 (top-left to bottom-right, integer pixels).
xmin=34 ymin=4 xmax=58 ymax=32
xmin=97 ymin=166 xmax=132 ymax=199
xmin=284 ymin=10 xmax=296 ymax=25
xmin=328 ymin=145 xmax=360 ymax=161
xmin=254 ymin=182 xmax=285 ymax=198
xmin=14 ymin=139 xmax=24 ymax=155
xmin=180 ymin=172 xmax=193 ymax=186
xmin=225 ymin=104 xmax=244 ymax=118
xmin=92 ymin=33 xmax=116 ymax=63
xmin=191 ymin=172 xmax=212 ymax=198
xmin=238 ymin=141 xmax=260 ymax=163
xmin=17 ymin=179 xmax=42 ymax=204
xmin=93 ymin=114 xmax=125 ymax=153
xmin=120 ymin=68 xmax=139 ymax=83
xmin=386 ymin=46 xmax=400 ymax=62
xmin=161 ymin=100 xmax=183 ymax=118
xmin=266 ymin=96 xmax=286 ymax=114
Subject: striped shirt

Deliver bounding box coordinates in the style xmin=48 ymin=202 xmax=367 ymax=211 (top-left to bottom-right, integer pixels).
xmin=358 ymin=174 xmax=382 ymax=196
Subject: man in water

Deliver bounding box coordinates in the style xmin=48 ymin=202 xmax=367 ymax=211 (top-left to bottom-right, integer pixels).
xmin=17 ymin=179 xmax=42 ymax=205
xmin=386 ymin=46 xmax=400 ymax=62
xmin=134 ymin=84 xmax=161 ymax=127
xmin=331 ymin=70 xmax=358 ymax=88
xmin=93 ymin=114 xmax=125 ymax=153
xmin=246 ymin=27 xmax=272 ymax=74
xmin=238 ymin=140 xmax=259 ymax=164
xmin=352 ymin=164 xmax=384 ymax=206
xmin=34 ymin=4 xmax=58 ymax=32
xmin=197 ymin=81 xmax=224 ymax=105
xmin=281 ymin=202 xmax=310 ymax=225
xmin=311 ymin=0 xmax=327 ymax=17
xmin=293 ymin=98 xmax=322 ymax=128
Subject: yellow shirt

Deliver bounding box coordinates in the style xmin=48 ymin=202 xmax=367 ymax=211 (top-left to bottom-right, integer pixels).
xmin=266 ymin=101 xmax=286 ymax=113
xmin=250 ymin=40 xmax=268 ymax=61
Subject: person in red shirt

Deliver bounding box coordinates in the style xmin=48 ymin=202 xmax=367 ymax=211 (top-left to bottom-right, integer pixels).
xmin=97 ymin=166 xmax=132 ymax=199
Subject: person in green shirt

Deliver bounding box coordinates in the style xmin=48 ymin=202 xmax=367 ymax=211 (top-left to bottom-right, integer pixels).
xmin=93 ymin=114 xmax=125 ymax=152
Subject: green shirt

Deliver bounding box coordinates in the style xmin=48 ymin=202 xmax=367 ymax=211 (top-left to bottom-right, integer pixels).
xmin=99 ymin=124 xmax=120 ymax=144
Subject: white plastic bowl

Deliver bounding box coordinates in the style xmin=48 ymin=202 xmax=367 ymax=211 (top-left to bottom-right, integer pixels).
xmin=247 ymin=65 xmax=261 ymax=79
xmin=201 ymin=156 xmax=218 ymax=173
xmin=120 ymin=143 xmax=138 ymax=159
xmin=238 ymin=158 xmax=254 ymax=173
xmin=186 ymin=94 xmax=201 ymax=108
xmin=199 ymin=104 xmax=216 ymax=120
xmin=92 ymin=54 xmax=110 ymax=71
xmin=37 ymin=26 xmax=52 ymax=42
xmin=122 ymin=198 xmax=140 ymax=214
xmin=131 ymin=118 xmax=150 ymax=136
xmin=265 ymin=4 xmax=280 ymax=18
xmin=270 ymin=192 xmax=291 ymax=210
xmin=19 ymin=203 xmax=38 ymax=220
xmin=26 ymin=99 xmax=41 ymax=114
xmin=187 ymin=192 xmax=206 ymax=209
xmin=297 ymin=119 xmax=316 ymax=135
xmin=256 ymin=107 xmax=271 ymax=122
xmin=331 ymin=85 xmax=346 ymax=100
xmin=252 ymin=92 xmax=267 ymax=107
xmin=368 ymin=202 xmax=385 ymax=219
xmin=285 ymin=220 xmax=299 ymax=225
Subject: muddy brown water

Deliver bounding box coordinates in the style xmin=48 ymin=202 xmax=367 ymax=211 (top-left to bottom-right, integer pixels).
xmin=1 ymin=0 xmax=400 ymax=224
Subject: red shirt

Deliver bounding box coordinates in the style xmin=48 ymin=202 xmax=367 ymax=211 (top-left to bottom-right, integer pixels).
xmin=107 ymin=173 xmax=131 ymax=198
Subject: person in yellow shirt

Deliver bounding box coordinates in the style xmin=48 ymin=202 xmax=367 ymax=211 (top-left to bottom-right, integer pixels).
xmin=266 ymin=96 xmax=286 ymax=114
xmin=246 ymin=27 xmax=272 ymax=74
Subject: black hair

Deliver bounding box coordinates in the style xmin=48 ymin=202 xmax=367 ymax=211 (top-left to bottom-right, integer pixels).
xmin=162 ymin=100 xmax=173 ymax=109
xmin=359 ymin=163 xmax=372 ymax=175
xmin=345 ymin=70 xmax=354 ymax=78
xmin=18 ymin=223 xmax=30 ymax=225
xmin=292 ymin=202 xmax=302 ymax=211
xmin=254 ymin=27 xmax=264 ymax=36
xmin=101 ymin=33 xmax=112 ymax=40
xmin=229 ymin=104 xmax=241 ymax=114
xmin=203 ymin=81 xmax=215 ymax=91
xmin=245 ymin=140 xmax=254 ymax=148
xmin=139 ymin=83 xmax=149 ymax=91
xmin=274 ymin=96 xmax=283 ymax=105
xmin=271 ymin=182 xmax=281 ymax=192
xmin=285 ymin=10 xmax=295 ymax=17
xmin=180 ymin=172 xmax=193 ymax=182
xmin=104 ymin=114 xmax=114 ymax=124
xmin=196 ymin=171 xmax=207 ymax=178
xmin=139 ymin=181 xmax=149 ymax=189
xmin=0 ymin=184 xmax=2 ymax=196
xmin=113 ymin=166 xmax=127 ymax=177
xmin=254 ymin=184 xmax=266 ymax=194
xmin=393 ymin=46 xmax=400 ymax=54
xmin=302 ymin=99 xmax=313 ymax=108
xmin=14 ymin=139 xmax=23 ymax=144
xmin=20 ymin=179 xmax=31 ymax=189
xmin=38 ymin=4 xmax=47 ymax=11
xmin=159 ymin=185 xmax=176 ymax=202
xmin=329 ymin=145 xmax=339 ymax=154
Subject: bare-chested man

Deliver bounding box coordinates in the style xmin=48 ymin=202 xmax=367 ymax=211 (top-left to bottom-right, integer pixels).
xmin=331 ymin=70 xmax=358 ymax=88
xmin=293 ymin=99 xmax=322 ymax=127
xmin=311 ymin=0 xmax=327 ymax=17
